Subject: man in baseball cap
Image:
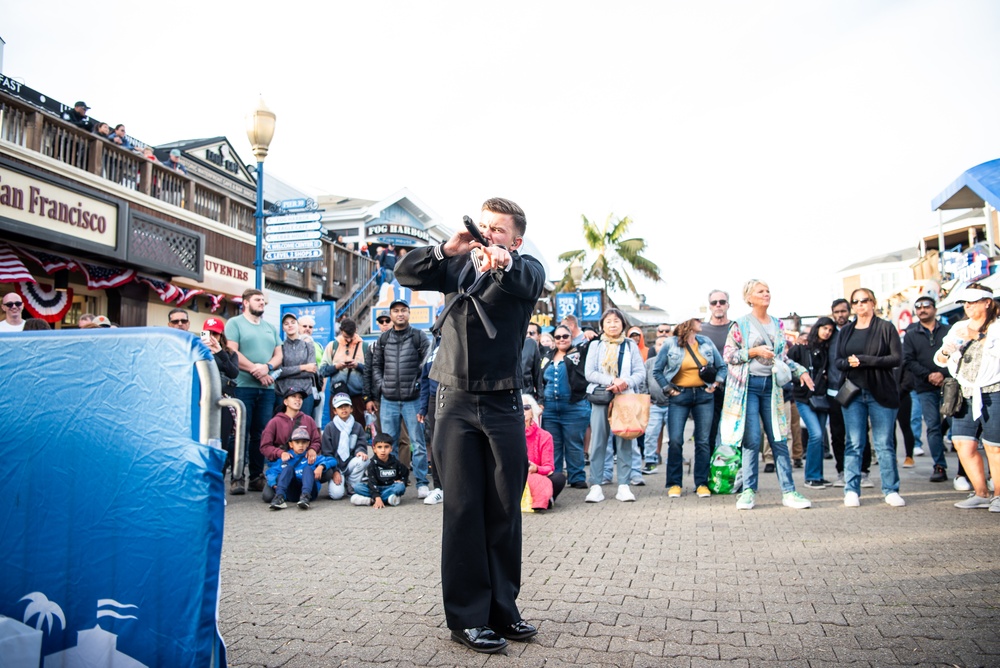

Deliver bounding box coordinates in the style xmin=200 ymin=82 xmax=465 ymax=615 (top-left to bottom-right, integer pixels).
xmin=62 ymin=101 xmax=93 ymax=131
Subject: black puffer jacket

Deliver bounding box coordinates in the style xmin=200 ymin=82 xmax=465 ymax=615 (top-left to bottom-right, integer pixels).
xmin=372 ymin=326 xmax=430 ymax=402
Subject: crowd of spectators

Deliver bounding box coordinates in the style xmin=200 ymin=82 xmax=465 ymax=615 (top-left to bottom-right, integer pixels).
xmin=5 ymin=275 xmax=996 ymax=516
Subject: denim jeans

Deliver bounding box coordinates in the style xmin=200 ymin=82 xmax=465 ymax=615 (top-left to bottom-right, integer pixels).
xmin=541 ymin=398 xmax=591 ymax=485
xmin=916 ymin=391 xmax=947 ymax=470
xmin=796 ymin=401 xmax=828 ymax=482
xmin=742 ymin=375 xmax=796 ymax=493
xmin=588 ymin=403 xmax=637 ymax=486
xmin=842 ymin=389 xmax=899 ymax=496
xmin=910 ymin=390 xmax=923 ymax=449
xmin=644 ymin=405 xmax=669 ymax=464
xmin=354 ymin=481 xmax=406 ymax=502
xmin=379 ymin=399 xmax=428 ymax=487
xmin=666 ymin=387 xmax=714 ymax=487
xmin=275 ymin=463 xmax=319 ymax=501
xmin=232 ymin=386 xmax=275 ymax=480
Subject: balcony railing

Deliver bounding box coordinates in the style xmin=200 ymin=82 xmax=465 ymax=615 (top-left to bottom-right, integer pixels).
xmin=0 ymin=93 xmax=255 ymax=236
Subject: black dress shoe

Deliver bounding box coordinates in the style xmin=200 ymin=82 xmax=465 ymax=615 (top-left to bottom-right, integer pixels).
xmin=763 ymin=463 xmax=775 ymax=473
xmin=450 ymin=627 xmax=507 ymax=653
xmin=569 ymin=481 xmax=589 ymax=489
xmin=499 ymin=620 xmax=538 ymax=641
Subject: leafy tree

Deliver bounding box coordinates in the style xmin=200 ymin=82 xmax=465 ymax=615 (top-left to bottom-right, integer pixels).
xmin=556 ymin=214 xmax=661 ymax=297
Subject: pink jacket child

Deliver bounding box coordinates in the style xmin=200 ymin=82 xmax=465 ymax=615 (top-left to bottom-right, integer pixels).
xmin=525 ymin=421 xmax=556 ymax=510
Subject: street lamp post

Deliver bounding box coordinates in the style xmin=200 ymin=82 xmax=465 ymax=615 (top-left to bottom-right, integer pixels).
xmin=569 ymin=259 xmax=584 ymax=320
xmin=246 ymin=99 xmax=276 ymax=291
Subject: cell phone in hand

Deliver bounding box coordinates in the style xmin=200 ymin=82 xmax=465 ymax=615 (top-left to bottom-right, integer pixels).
xmin=200 ymin=331 xmax=211 ymax=343
xmin=463 ymin=215 xmax=489 ymax=247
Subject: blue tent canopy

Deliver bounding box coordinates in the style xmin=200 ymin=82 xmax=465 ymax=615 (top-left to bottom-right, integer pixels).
xmin=931 ymin=158 xmax=1000 ymax=211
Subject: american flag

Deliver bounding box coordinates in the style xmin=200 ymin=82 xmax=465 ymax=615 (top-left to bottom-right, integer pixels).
xmin=16 ymin=247 xmax=80 ymax=274
xmin=136 ymin=275 xmax=181 ymax=303
xmin=80 ymin=262 xmax=135 ymax=289
xmin=208 ymin=294 xmax=226 ymax=312
xmin=175 ymin=287 xmax=204 ymax=306
xmin=0 ymin=242 xmax=36 ymax=283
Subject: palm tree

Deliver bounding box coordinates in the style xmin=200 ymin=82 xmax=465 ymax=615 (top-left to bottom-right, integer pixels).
xmin=556 ymin=214 xmax=661 ymax=298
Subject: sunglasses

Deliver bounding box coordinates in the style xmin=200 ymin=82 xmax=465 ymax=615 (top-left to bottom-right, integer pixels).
xmin=3 ymin=301 xmax=23 ymax=308
xmin=522 ymin=405 xmax=533 ymax=411
xmin=553 ymin=334 xmax=571 ymax=340
xmin=170 ymin=318 xmax=189 ymax=324
xmin=377 ymin=318 xmax=390 ymax=324
xmin=629 ymin=333 xmax=641 ymax=338
xmin=914 ymin=303 xmax=934 ymax=309
xmin=851 ymin=298 xmax=872 ymax=305
xmin=709 ymin=300 xmax=728 ymax=306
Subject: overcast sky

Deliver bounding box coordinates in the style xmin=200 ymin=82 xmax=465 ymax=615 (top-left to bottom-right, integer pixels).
xmin=4 ymin=0 xmax=999 ymax=320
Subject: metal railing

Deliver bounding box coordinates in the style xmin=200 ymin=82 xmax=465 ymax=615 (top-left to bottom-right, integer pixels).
xmin=0 ymin=93 xmax=256 ymax=234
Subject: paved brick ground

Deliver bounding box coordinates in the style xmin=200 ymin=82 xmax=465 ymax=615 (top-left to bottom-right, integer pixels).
xmin=219 ymin=446 xmax=999 ymax=667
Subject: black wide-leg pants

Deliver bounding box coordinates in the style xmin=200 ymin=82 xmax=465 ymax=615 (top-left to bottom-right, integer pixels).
xmin=434 ymin=385 xmax=528 ymax=630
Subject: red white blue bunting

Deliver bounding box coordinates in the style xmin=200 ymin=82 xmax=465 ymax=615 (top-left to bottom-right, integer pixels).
xmin=17 ymin=283 xmax=73 ymax=323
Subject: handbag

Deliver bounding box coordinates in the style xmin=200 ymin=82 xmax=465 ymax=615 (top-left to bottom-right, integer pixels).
xmin=835 ymin=378 xmax=861 ymax=407
xmin=608 ymin=392 xmax=651 ymax=439
xmin=808 ymin=394 xmax=830 ymax=412
xmin=684 ymin=342 xmax=717 ymax=385
xmin=940 ymin=338 xmax=975 ymax=418
xmin=587 ymin=343 xmax=626 ymax=405
xmin=748 ymin=317 xmax=792 ymax=386
xmin=940 ymin=378 xmax=963 ymax=419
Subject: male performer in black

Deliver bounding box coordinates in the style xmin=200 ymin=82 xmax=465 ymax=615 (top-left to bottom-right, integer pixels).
xmin=395 ymin=197 xmax=545 ymax=654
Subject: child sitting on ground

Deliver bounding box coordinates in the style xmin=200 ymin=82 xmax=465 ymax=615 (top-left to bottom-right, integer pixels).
xmin=268 ymin=426 xmax=336 ymax=510
xmin=321 ymin=392 xmax=370 ymax=499
xmin=351 ymin=432 xmax=409 ymax=508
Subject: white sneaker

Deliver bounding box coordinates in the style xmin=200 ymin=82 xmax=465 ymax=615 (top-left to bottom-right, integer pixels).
xmin=913 ymin=446 xmax=925 ymax=456
xmin=844 ymin=491 xmax=860 ymax=507
xmin=417 ymin=485 xmax=431 ymax=499
xmin=423 ymin=488 xmax=444 ymax=505
xmin=884 ymin=492 xmax=906 ymax=507
xmin=387 ymin=494 xmax=401 ymax=506
xmin=615 ymin=484 xmax=636 ymax=502
xmin=350 ymin=494 xmax=371 ymax=506
xmin=954 ymin=476 xmax=973 ymax=492
xmin=585 ymin=485 xmax=605 ymax=503
xmin=860 ymin=473 xmax=874 ymax=488
xmin=832 ymin=472 xmax=845 ymax=487
xmin=954 ymin=494 xmax=992 ymax=509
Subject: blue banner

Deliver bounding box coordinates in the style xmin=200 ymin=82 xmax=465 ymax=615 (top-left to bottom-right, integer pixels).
xmin=280 ymin=301 xmax=336 ymax=349
xmin=0 ymin=329 xmax=227 ymax=667
xmin=555 ymin=291 xmax=602 ymax=323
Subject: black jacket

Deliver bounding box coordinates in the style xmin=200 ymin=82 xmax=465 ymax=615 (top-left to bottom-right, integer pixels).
xmin=520 ymin=336 xmax=542 ymax=398
xmin=540 ymin=346 xmax=589 ymax=404
xmin=902 ymin=320 xmax=952 ymax=393
xmin=835 ymin=317 xmax=901 ymax=409
xmin=372 ymin=326 xmax=429 ymax=402
xmin=395 ymin=245 xmax=545 ymax=392
xmin=363 ymin=453 xmax=409 ymax=491
xmin=787 ymin=343 xmax=829 ymax=403
xmin=213 ymin=349 xmax=239 ymax=394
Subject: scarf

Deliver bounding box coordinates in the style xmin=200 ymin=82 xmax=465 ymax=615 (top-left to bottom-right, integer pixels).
xmin=331 ymin=414 xmax=356 ymax=462
xmin=600 ymin=331 xmax=627 ymax=376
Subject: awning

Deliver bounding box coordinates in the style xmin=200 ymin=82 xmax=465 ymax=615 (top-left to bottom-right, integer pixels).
xmin=931 ymin=158 xmax=1000 ymax=211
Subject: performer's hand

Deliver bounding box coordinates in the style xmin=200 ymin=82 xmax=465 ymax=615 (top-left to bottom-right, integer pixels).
xmin=442 ymin=227 xmax=482 ymax=257
xmin=474 ymin=246 xmax=511 ymax=272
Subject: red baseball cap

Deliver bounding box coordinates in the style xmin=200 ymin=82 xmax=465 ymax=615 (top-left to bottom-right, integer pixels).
xmin=203 ymin=317 xmax=225 ymax=334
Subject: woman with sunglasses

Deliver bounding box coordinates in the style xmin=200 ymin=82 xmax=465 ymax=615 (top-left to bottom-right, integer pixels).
xmin=835 ymin=287 xmax=905 ymax=507
xmin=934 ymin=283 xmax=1000 ymax=511
xmin=583 ymin=308 xmax=645 ymax=503
xmin=719 ymin=279 xmax=814 ymax=511
xmin=653 ymin=317 xmax=725 ymax=498
xmin=540 ymin=325 xmax=591 ymax=489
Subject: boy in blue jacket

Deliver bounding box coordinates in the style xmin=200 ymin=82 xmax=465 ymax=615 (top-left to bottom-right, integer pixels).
xmin=351 ymin=433 xmax=409 ymax=508
xmin=268 ymin=426 xmax=336 ymax=510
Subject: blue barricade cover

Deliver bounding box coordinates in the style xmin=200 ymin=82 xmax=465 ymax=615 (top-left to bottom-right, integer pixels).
xmin=0 ymin=328 xmax=227 ymax=667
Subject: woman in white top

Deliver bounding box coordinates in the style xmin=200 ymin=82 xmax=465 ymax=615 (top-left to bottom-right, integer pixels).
xmin=934 ymin=283 xmax=1000 ymax=512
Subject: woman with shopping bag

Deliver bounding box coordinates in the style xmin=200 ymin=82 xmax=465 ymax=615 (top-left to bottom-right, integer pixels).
xmin=718 ymin=279 xmax=814 ymax=511
xmin=583 ymin=308 xmax=646 ymax=504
